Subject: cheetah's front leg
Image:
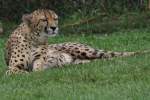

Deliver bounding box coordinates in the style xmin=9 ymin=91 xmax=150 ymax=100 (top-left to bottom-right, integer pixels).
xmin=6 ymin=66 xmax=29 ymax=75
xmin=6 ymin=48 xmax=31 ymax=75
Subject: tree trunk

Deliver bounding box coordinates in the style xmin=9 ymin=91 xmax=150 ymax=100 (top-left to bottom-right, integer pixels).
xmin=148 ymin=0 xmax=150 ymax=10
xmin=0 ymin=22 xmax=3 ymax=35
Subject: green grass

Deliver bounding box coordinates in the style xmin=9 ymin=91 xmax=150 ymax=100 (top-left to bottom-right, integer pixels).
xmin=0 ymin=28 xmax=150 ymax=100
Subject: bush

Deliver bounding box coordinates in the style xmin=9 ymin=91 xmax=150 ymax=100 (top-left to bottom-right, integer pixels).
xmin=61 ymin=12 xmax=150 ymax=34
xmin=0 ymin=0 xmax=148 ymax=21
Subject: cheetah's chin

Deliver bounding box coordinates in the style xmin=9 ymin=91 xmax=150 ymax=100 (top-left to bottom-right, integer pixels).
xmin=47 ymin=32 xmax=57 ymax=37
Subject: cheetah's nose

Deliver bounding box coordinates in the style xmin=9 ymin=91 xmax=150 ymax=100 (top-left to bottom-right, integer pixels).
xmin=50 ymin=27 xmax=56 ymax=31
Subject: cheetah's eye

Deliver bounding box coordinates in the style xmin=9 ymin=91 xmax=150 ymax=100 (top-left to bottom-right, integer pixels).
xmin=39 ymin=18 xmax=47 ymax=22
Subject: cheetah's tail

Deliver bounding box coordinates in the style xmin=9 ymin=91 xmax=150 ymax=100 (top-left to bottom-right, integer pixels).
xmin=95 ymin=49 xmax=150 ymax=59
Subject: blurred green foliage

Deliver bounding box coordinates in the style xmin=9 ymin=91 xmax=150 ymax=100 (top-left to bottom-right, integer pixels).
xmin=61 ymin=11 xmax=150 ymax=34
xmin=0 ymin=0 xmax=150 ymax=34
xmin=0 ymin=0 xmax=148 ymax=21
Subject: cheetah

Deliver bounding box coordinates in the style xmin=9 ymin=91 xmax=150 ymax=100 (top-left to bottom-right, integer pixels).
xmin=4 ymin=9 xmax=149 ymax=74
xmin=5 ymin=9 xmax=59 ymax=74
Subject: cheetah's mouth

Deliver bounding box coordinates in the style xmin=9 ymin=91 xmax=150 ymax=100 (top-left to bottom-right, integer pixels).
xmin=45 ymin=27 xmax=58 ymax=36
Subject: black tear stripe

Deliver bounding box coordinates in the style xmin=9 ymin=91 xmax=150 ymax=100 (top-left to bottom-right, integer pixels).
xmin=44 ymin=10 xmax=48 ymax=25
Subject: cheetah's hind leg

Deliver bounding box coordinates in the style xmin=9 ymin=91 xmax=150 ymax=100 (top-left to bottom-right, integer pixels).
xmin=32 ymin=58 xmax=46 ymax=71
xmin=32 ymin=52 xmax=74 ymax=71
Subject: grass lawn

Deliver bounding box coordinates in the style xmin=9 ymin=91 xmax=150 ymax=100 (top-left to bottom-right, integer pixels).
xmin=0 ymin=28 xmax=150 ymax=100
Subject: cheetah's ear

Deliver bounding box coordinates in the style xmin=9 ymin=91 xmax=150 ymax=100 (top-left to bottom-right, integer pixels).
xmin=22 ymin=14 xmax=32 ymax=24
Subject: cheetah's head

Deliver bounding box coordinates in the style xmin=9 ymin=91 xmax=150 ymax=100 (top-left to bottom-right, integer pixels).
xmin=22 ymin=9 xmax=58 ymax=37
